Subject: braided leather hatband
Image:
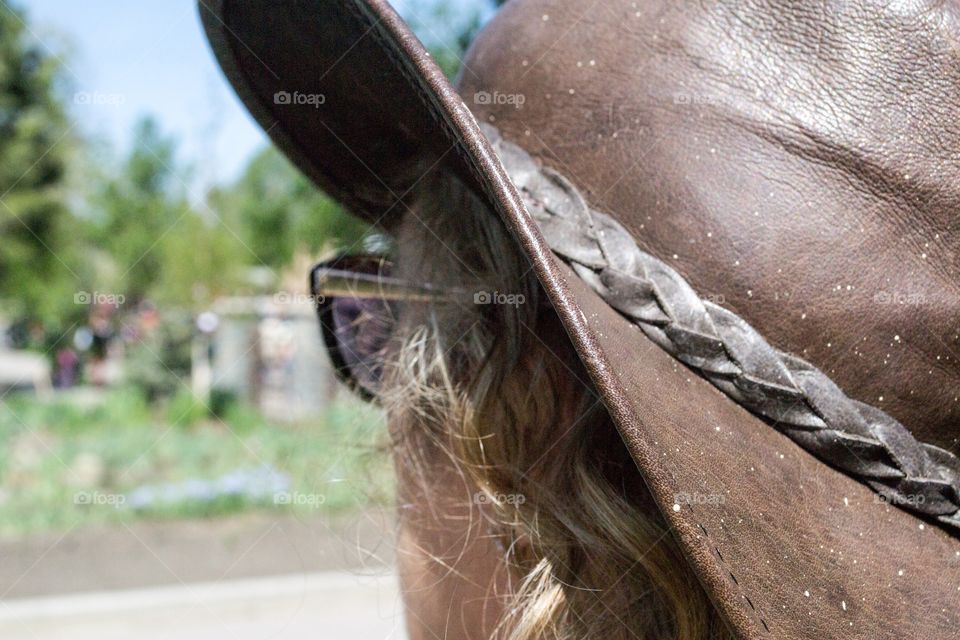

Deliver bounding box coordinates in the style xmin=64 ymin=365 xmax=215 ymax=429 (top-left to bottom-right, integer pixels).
xmin=481 ymin=123 xmax=960 ymax=531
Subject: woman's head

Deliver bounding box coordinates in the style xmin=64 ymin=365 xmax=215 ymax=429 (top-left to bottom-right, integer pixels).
xmin=209 ymin=2 xmax=960 ymax=636
xmin=374 ymin=167 xmax=732 ymax=639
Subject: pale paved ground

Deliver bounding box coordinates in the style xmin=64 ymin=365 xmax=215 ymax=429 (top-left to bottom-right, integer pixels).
xmin=0 ymin=571 xmax=407 ymax=640
xmin=0 ymin=511 xmax=395 ymax=598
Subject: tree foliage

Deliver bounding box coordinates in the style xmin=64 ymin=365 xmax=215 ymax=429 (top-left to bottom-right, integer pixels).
xmin=86 ymin=117 xmax=246 ymax=308
xmin=0 ymin=2 xmax=78 ymax=325
xmin=1 ymin=0 xmax=503 ymax=344
xmin=211 ymin=146 xmax=370 ymax=270
xmin=88 ymin=118 xmax=184 ymax=303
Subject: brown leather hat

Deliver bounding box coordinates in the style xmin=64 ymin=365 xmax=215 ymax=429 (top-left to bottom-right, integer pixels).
xmin=199 ymin=1 xmax=960 ymax=637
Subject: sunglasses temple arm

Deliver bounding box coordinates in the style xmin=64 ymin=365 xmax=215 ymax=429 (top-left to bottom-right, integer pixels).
xmin=312 ymin=269 xmax=472 ymax=303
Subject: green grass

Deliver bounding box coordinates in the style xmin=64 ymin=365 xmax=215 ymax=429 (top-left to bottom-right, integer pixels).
xmin=0 ymin=387 xmax=392 ymax=538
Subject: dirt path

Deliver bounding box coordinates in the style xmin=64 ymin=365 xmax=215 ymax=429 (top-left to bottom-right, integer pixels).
xmin=0 ymin=509 xmax=395 ymax=599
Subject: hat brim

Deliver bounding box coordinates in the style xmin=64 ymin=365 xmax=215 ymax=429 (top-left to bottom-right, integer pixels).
xmin=199 ymin=1 xmax=960 ymax=638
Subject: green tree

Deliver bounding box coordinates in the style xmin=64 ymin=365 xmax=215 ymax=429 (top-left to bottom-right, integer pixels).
xmin=150 ymin=208 xmax=245 ymax=306
xmin=0 ymin=2 xmax=80 ymax=326
xmin=212 ymin=146 xmax=369 ymax=271
xmin=88 ymin=118 xmax=182 ymax=303
xmin=87 ymin=117 xmax=246 ymax=309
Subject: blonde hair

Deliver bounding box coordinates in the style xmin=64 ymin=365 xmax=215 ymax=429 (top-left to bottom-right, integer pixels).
xmin=382 ymin=168 xmax=733 ymax=639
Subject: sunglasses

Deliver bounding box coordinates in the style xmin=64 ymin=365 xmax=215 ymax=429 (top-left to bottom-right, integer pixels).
xmin=310 ymin=254 xmax=469 ymax=401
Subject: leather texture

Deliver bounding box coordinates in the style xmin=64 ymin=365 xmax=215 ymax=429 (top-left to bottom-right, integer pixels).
xmin=460 ymin=0 xmax=960 ymax=454
xmin=485 ymin=122 xmax=960 ymax=530
xmin=200 ymin=1 xmax=960 ymax=638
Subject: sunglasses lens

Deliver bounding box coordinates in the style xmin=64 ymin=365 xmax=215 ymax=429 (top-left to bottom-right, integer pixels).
xmin=314 ymin=256 xmax=395 ymax=400
xmin=327 ymin=294 xmax=392 ymax=398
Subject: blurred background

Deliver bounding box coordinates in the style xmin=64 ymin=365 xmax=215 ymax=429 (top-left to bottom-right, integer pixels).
xmin=0 ymin=1 xmax=503 ymax=637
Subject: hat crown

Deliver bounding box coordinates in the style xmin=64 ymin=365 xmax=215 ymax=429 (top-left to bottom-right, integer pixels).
xmin=460 ymin=0 xmax=960 ymax=452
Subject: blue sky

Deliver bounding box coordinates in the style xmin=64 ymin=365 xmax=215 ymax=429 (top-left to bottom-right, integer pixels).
xmin=23 ymin=0 xmax=492 ymax=187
